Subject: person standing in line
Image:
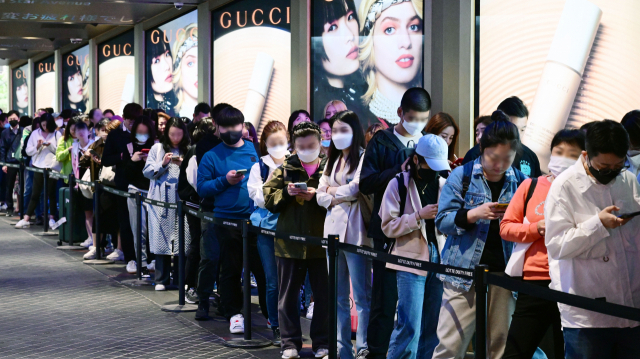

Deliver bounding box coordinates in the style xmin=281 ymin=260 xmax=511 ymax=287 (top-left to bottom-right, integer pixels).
xmin=55 ymin=117 xmax=78 ymax=184
xmin=359 ymin=88 xmax=431 ymax=359
xmin=545 ymin=120 xmax=640 ymax=359
xmin=316 ymin=111 xmax=371 ymax=359
xmin=0 ymin=111 xmax=24 ymax=216
xmin=70 ymin=121 xmax=94 ymax=248
xmin=621 ymin=110 xmax=640 ymax=178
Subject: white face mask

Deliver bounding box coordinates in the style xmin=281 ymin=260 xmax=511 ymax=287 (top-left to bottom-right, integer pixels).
xmin=267 ymin=144 xmax=288 ymax=159
xmin=297 ymin=147 xmax=321 ymax=163
xmin=401 ymin=119 xmax=427 ymax=136
xmin=55 ymin=119 xmax=63 ymax=127
xmin=547 ymin=155 xmax=575 ymax=177
xmin=332 ymin=133 xmax=353 ymax=150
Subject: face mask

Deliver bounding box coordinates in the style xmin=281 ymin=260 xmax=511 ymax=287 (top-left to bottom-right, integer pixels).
xmin=220 ymin=130 xmax=243 ymax=145
xmin=417 ymin=168 xmax=438 ymax=182
xmin=321 ymin=140 xmax=331 ymax=148
xmin=55 ymin=119 xmax=63 ymax=127
xmin=9 ymin=120 xmax=18 ymax=128
xmin=588 ymin=160 xmax=622 ymax=185
xmin=136 ymin=133 xmax=149 ymax=143
xmin=267 ymin=144 xmax=288 ymax=159
xmin=402 ymin=120 xmax=427 ymax=136
xmin=332 ymin=133 xmax=353 ymax=150
xmin=547 ymin=155 xmax=575 ymax=177
xmin=297 ymin=147 xmax=321 ymax=163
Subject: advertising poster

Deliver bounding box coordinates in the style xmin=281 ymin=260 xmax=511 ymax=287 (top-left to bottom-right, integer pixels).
xmin=311 ymin=0 xmax=425 ymax=129
xmin=145 ymin=10 xmax=198 ymax=118
xmin=35 ymin=55 xmax=56 ymax=112
xmin=99 ymin=31 xmax=135 ymax=116
xmin=480 ymin=0 xmax=640 ymax=170
xmin=62 ymin=45 xmax=90 ymax=114
xmin=213 ymin=0 xmax=291 ymax=136
xmin=12 ymin=64 xmax=29 ymax=116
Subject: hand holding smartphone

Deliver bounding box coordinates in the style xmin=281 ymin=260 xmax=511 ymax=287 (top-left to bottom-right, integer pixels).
xmin=293 ymin=182 xmax=307 ymax=191
xmin=618 ymin=210 xmax=640 ymax=220
xmin=236 ymin=169 xmax=247 ymax=176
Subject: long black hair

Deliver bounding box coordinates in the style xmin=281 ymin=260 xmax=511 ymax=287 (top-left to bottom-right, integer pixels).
xmin=40 ymin=113 xmax=57 ymax=133
xmin=161 ymin=117 xmax=190 ymax=155
xmin=479 ymin=110 xmax=521 ymax=154
xmin=312 ymin=0 xmax=358 ymax=56
xmin=325 ymin=111 xmax=365 ymax=175
xmin=63 ymin=118 xmax=79 ymax=142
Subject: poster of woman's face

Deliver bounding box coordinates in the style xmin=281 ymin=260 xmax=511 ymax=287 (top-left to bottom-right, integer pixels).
xmin=311 ymin=0 xmax=424 ymax=129
xmin=63 ymin=46 xmax=90 ymax=114
xmin=12 ymin=64 xmax=29 ymax=116
xmin=145 ymin=10 xmax=198 ymax=118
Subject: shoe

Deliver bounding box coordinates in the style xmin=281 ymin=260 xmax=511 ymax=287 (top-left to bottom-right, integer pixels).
xmin=48 ymin=218 xmax=56 ymax=229
xmin=6 ymin=209 xmax=15 ymax=217
xmin=106 ymin=248 xmax=124 ymax=261
xmin=15 ymin=219 xmax=30 ymax=229
xmin=314 ymin=349 xmax=329 ymax=358
xmin=250 ymin=273 xmax=257 ymax=288
xmin=80 ymin=237 xmax=93 ymax=249
xmin=272 ymin=326 xmax=281 ymax=346
xmin=155 ymin=284 xmax=166 ymax=291
xmin=147 ymin=260 xmax=155 ymax=272
xmin=229 ymin=314 xmax=244 ymax=334
xmin=34 ymin=216 xmax=43 ymax=225
xmin=356 ymin=348 xmax=369 ymax=359
xmin=306 ymin=302 xmax=314 ymax=319
xmin=282 ymin=349 xmax=300 ymax=359
xmin=126 ymin=260 xmax=137 ymax=274
xmin=0 ymin=203 xmax=8 ymax=212
xmin=83 ymin=247 xmax=97 ymax=260
xmin=185 ymin=288 xmax=199 ymax=304
xmin=104 ymin=244 xmax=114 ymax=255
xmin=195 ymin=298 xmax=211 ymax=321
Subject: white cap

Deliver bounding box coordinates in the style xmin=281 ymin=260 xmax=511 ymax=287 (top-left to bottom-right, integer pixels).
xmin=415 ymin=134 xmax=451 ymax=172
xmin=247 ymin=52 xmax=275 ymax=98
xmin=547 ymin=0 xmax=602 ymax=75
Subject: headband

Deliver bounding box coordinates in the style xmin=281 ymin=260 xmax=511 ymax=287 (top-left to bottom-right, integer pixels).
xmin=362 ymin=0 xmax=412 ymax=36
xmin=173 ymin=35 xmax=198 ymax=71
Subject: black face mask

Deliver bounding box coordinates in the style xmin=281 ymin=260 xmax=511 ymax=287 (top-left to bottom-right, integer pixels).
xmin=417 ymin=168 xmax=438 ymax=183
xmin=220 ymin=129 xmax=243 ymax=145
xmin=9 ymin=120 xmax=18 ymax=128
xmin=589 ymin=164 xmax=621 ymax=185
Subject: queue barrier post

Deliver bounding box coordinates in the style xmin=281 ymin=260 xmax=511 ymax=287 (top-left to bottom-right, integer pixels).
xmin=84 ymin=181 xmax=114 ymax=265
xmin=122 ymin=190 xmax=154 ymax=286
xmin=327 ymin=234 xmax=339 ymax=359
xmin=474 ymin=264 xmax=489 ymax=359
xmin=18 ymin=161 xmax=25 ymax=220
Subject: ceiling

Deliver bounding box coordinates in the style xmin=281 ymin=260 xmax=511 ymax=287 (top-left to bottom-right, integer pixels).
xmin=0 ymin=0 xmax=205 ymax=66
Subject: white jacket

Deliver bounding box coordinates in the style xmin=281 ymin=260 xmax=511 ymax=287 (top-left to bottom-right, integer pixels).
xmin=25 ymin=128 xmax=60 ymax=169
xmin=248 ymin=154 xmax=289 ymax=208
xmin=545 ymin=156 xmax=640 ymax=329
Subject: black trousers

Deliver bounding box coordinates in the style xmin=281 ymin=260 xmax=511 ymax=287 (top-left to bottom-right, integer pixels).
xmin=26 ymin=171 xmax=56 ymax=217
xmin=277 ymin=256 xmax=328 ymax=352
xmin=4 ymin=166 xmax=18 ymax=211
xmin=366 ymin=237 xmax=398 ymax=358
xmin=116 ymin=195 xmax=136 ymax=263
xmin=154 ymin=254 xmax=175 ymax=286
xmin=185 ymin=214 xmax=201 ymax=289
xmin=215 ymin=223 xmax=267 ymax=320
xmin=503 ymin=279 xmax=564 ymax=359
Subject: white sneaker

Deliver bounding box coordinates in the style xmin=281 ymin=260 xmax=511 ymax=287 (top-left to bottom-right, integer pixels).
xmin=126 ymin=260 xmax=137 ymax=274
xmin=80 ymin=237 xmax=93 ymax=249
xmin=282 ymin=349 xmax=300 ymax=359
xmin=15 ymin=219 xmax=30 ymax=229
xmin=0 ymin=203 xmax=8 ymax=212
xmin=155 ymin=284 xmax=166 ymax=291
xmin=314 ymin=349 xmax=329 ymax=358
xmin=306 ymin=302 xmax=314 ymax=319
xmin=147 ymin=260 xmax=155 ymax=272
xmin=48 ymin=218 xmax=56 ymax=229
xmin=83 ymin=247 xmax=97 ymax=260
xmin=229 ymin=314 xmax=244 ymax=334
xmin=106 ymin=248 xmax=124 ymax=261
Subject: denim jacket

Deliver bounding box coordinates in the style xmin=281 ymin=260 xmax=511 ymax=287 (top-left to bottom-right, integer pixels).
xmin=436 ymin=158 xmax=525 ymax=291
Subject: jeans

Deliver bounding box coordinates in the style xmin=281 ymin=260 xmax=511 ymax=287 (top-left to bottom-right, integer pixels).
xmin=335 ymin=250 xmax=372 ymax=359
xmin=564 ymin=326 xmax=640 ymax=359
xmin=257 ymin=233 xmax=279 ymax=327
xmin=127 ymin=187 xmax=148 ymax=264
xmin=196 ymin=222 xmax=220 ymax=300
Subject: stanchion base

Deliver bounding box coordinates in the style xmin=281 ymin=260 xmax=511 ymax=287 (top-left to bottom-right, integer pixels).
xmin=56 ymin=245 xmax=86 ymax=250
xmin=34 ymin=232 xmax=59 ymax=236
xmin=160 ymin=303 xmax=198 ymax=312
xmin=120 ymin=278 xmax=154 ymax=286
xmin=83 ymin=259 xmax=115 ymax=265
xmin=222 ymin=338 xmax=273 ymax=349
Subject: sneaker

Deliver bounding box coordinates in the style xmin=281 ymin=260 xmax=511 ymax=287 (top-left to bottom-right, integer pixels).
xmin=80 ymin=237 xmax=93 ymax=249
xmin=147 ymin=260 xmax=155 ymax=272
xmin=106 ymin=248 xmax=124 ymax=261
xmin=83 ymin=247 xmax=97 ymax=260
xmin=0 ymin=203 xmax=8 ymax=212
xmin=15 ymin=219 xmax=30 ymax=229
xmin=282 ymin=349 xmax=300 ymax=359
xmin=185 ymin=287 xmax=199 ymax=304
xmin=250 ymin=273 xmax=257 ymax=288
xmin=48 ymin=218 xmax=56 ymax=229
xmin=272 ymin=326 xmax=281 ymax=346
xmin=314 ymin=349 xmax=329 ymax=358
xmin=195 ymin=298 xmax=211 ymax=321
xmin=306 ymin=302 xmax=314 ymax=319
xmin=356 ymin=348 xmax=369 ymax=359
xmin=34 ymin=216 xmax=43 ymax=225
xmin=155 ymin=284 xmax=166 ymax=291
xmin=6 ymin=209 xmax=15 ymax=217
xmin=126 ymin=260 xmax=137 ymax=274
xmin=229 ymin=314 xmax=244 ymax=334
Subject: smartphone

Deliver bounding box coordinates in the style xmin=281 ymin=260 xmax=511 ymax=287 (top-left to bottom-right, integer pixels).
xmin=453 ymin=157 xmax=464 ymax=166
xmin=618 ymin=210 xmax=640 ymax=219
xmin=236 ymin=169 xmax=247 ymax=176
xmin=171 ymin=156 xmax=182 ymax=160
xmin=494 ymin=203 xmax=510 ymax=209
xmin=141 ymin=149 xmax=150 ymax=154
xmin=89 ymin=149 xmax=100 ymax=158
xmin=293 ymin=182 xmax=308 ymax=191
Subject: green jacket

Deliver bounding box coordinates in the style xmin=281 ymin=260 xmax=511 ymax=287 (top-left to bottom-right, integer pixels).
xmin=263 ymin=154 xmax=327 ymax=259
xmin=55 ymin=136 xmax=73 ymax=182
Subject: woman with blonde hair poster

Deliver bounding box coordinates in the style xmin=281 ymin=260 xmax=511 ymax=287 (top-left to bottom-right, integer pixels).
xmin=358 ymin=0 xmax=423 ymax=128
xmin=172 ymin=23 xmax=198 ymax=118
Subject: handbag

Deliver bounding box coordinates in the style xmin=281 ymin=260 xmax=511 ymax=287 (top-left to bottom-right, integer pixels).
xmin=357 ymin=192 xmax=373 ymax=231
xmin=99 ymin=165 xmax=116 ymax=187
xmin=79 ymin=168 xmax=93 ymax=199
xmin=49 ymin=132 xmax=63 ymax=172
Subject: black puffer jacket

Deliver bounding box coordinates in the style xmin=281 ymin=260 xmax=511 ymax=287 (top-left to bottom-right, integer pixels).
xmin=0 ymin=127 xmax=22 ymax=163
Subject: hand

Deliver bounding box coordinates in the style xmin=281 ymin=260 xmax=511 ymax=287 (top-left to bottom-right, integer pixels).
xmin=327 ymin=186 xmax=338 ymax=196
xmin=162 ymin=152 xmax=173 ymax=166
xmin=92 ymin=156 xmax=101 ymax=165
xmin=536 ymin=219 xmax=546 ymax=236
xmin=2 ymin=166 xmax=7 ymax=174
xmin=83 ymin=150 xmax=92 ymax=157
xmin=297 ymin=187 xmax=316 ymax=202
xmin=599 ymin=206 xmax=631 ymax=229
xmin=400 ymin=157 xmax=411 ymax=172
xmin=330 ymin=197 xmax=346 ymax=207
xmin=226 ymin=170 xmax=244 ymax=185
xmin=37 ymin=139 xmax=44 ymax=150
xmin=171 ymin=156 xmax=183 ymax=165
xmin=468 ymin=202 xmax=504 ymax=222
xmin=131 ymin=151 xmax=147 ymax=162
xmin=418 ymin=204 xmax=439 ymax=220
xmin=287 ymin=183 xmax=302 ymax=196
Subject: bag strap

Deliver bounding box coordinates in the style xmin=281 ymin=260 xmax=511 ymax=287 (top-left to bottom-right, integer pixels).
xmin=397 ymin=173 xmax=407 ymax=217
xmin=460 ymin=161 xmax=474 ymax=199
xmin=259 ymin=158 xmax=269 ymax=183
xmin=523 ymin=177 xmax=538 ymax=219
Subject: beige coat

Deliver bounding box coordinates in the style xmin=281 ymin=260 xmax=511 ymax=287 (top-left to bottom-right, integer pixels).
xmin=379 ymin=171 xmax=445 ymax=276
xmin=317 ymin=151 xmax=372 ymax=247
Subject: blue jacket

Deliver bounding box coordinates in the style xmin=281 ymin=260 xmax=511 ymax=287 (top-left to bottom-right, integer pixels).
xmin=197 ymin=140 xmax=258 ymax=219
xmin=436 ymin=158 xmax=526 ymax=291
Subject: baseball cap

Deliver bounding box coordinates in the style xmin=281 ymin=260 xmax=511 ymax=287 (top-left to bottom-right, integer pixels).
xmin=415 ymin=134 xmax=451 ymax=172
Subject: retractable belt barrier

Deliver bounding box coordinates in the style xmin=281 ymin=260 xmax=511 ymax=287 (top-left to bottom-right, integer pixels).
xmin=75 ymin=178 xmax=95 ymax=188
xmin=24 ymin=166 xmax=44 ymax=174
xmin=101 ymin=185 xmax=134 ymax=198
xmin=0 ymin=162 xmax=21 ymax=169
xmin=47 ymin=171 xmax=68 ymax=181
